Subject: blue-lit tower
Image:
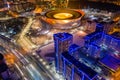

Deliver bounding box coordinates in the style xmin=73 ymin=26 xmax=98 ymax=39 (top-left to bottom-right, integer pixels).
xmin=84 ymin=23 xmax=104 ymax=47
xmin=54 ymin=32 xmax=73 ymax=73
xmin=84 ymin=32 xmax=103 ymax=47
xmin=61 ymin=51 xmax=98 ymax=80
xmin=68 ymin=44 xmax=80 ymax=59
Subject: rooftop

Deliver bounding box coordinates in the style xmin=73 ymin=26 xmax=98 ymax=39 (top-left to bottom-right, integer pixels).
xmin=54 ymin=32 xmax=73 ymax=41
xmin=68 ymin=44 xmax=80 ymax=53
xmin=100 ymin=55 xmax=120 ymax=72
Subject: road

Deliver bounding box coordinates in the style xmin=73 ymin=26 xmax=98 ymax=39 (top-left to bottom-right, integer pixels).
xmin=30 ymin=52 xmax=65 ymax=80
xmin=17 ymin=17 xmax=36 ymax=52
xmin=0 ymin=17 xmax=12 ymax=20
xmin=25 ymin=54 xmax=53 ymax=80
xmin=18 ymin=36 xmax=36 ymax=51
xmin=20 ymin=18 xmax=32 ymax=38
xmin=12 ymin=49 xmax=52 ymax=80
xmin=25 ymin=63 xmax=44 ymax=80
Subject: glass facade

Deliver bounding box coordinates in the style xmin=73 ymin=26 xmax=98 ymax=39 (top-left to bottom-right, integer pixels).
xmin=61 ymin=52 xmax=97 ymax=80
xmin=54 ymin=32 xmax=73 ymax=72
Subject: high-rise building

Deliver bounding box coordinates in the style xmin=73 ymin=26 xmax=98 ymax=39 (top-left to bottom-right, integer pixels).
xmin=84 ymin=31 xmax=103 ymax=47
xmin=54 ymin=32 xmax=73 ymax=73
xmin=102 ymin=32 xmax=120 ymax=50
xmin=61 ymin=51 xmax=98 ymax=80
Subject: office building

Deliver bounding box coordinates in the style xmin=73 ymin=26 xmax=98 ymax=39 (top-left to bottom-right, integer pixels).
xmin=53 ymin=32 xmax=120 ymax=80
xmin=101 ymin=32 xmax=120 ymax=50
xmin=84 ymin=32 xmax=103 ymax=47
xmin=84 ymin=23 xmax=104 ymax=47
xmin=68 ymin=44 xmax=80 ymax=60
xmin=61 ymin=51 xmax=97 ymax=80
xmin=53 ymin=32 xmax=73 ymax=73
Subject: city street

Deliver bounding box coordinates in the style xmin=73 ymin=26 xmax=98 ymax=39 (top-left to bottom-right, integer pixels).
xmin=17 ymin=18 xmax=36 ymax=52
xmin=11 ymin=48 xmax=53 ymax=80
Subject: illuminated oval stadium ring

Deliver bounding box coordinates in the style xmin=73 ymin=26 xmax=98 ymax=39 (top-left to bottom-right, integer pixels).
xmin=45 ymin=9 xmax=82 ymax=20
xmin=43 ymin=9 xmax=84 ymax=29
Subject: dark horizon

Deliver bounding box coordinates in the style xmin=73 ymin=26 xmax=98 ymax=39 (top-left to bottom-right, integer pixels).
xmin=68 ymin=0 xmax=120 ymax=12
